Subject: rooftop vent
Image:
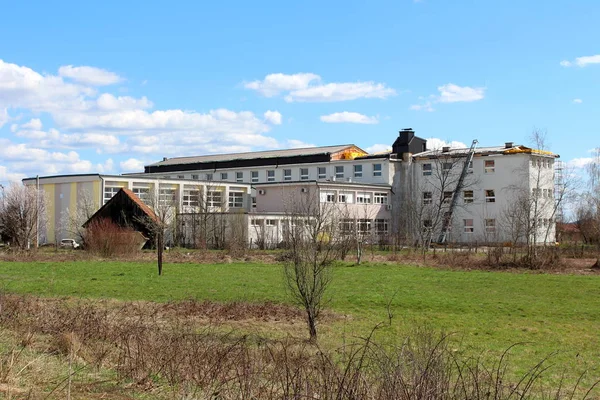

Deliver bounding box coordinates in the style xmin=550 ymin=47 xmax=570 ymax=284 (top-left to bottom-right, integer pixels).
xmin=162 ymin=157 xmax=168 ymax=161
xmin=505 ymin=142 xmax=514 ymax=149
xmin=442 ymin=146 xmax=450 ymax=153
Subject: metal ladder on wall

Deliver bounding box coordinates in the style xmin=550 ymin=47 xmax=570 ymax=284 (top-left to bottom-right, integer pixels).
xmin=437 ymin=139 xmax=478 ymax=244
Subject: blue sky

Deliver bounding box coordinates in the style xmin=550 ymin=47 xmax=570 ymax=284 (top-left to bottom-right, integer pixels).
xmin=0 ymin=0 xmax=598 ymax=183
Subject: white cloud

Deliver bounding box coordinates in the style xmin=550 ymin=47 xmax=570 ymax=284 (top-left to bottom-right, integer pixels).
xmin=120 ymin=158 xmax=145 ymax=172
xmin=287 ymin=82 xmax=395 ymax=102
xmin=437 ymin=83 xmax=485 ymax=103
xmin=285 ymin=139 xmax=315 ymax=149
xmin=58 ymin=65 xmax=122 ymax=86
xmin=573 ymin=98 xmax=583 ymax=104
xmin=567 ymin=157 xmax=594 ymax=169
xmin=0 ymin=165 xmax=26 ymax=183
xmin=97 ymin=158 xmax=114 ymax=174
xmin=560 ymin=54 xmax=600 ymax=68
xmin=0 ymin=108 xmax=9 ymax=129
xmin=96 ymin=93 xmax=152 ymax=110
xmin=426 ymin=138 xmax=468 ymax=150
xmin=320 ymin=111 xmax=378 ymax=124
xmin=245 ymin=73 xmax=320 ymax=97
xmin=366 ymin=144 xmax=391 ymax=153
xmin=409 ymin=102 xmax=435 ymax=112
xmin=263 ymin=110 xmax=282 ymax=125
xmin=21 ymin=118 xmax=43 ymax=130
xmin=246 ymin=72 xmax=396 ymax=102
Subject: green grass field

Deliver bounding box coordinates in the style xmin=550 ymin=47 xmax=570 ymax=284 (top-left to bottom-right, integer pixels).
xmin=0 ymin=259 xmax=599 ymax=381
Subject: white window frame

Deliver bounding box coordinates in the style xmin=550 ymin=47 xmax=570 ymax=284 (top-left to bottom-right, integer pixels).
xmin=266 ymin=219 xmax=276 ymax=226
xmin=192 ymin=174 xmax=199 ymax=180
xmin=104 ymin=186 xmax=121 ymax=204
xmin=267 ymin=170 xmax=275 ymax=182
xmin=132 ymin=187 xmax=150 ymax=203
xmin=422 ymin=191 xmax=432 ymax=205
xmin=443 ymin=191 xmax=452 ymax=204
xmin=251 ymin=171 xmax=259 ymax=183
xmin=228 ymin=191 xmax=244 ymax=208
xmin=422 ymin=163 xmax=432 ymax=176
xmin=283 ymin=169 xmax=292 ymax=181
xmin=373 ymin=163 xmax=382 ymax=177
xmin=485 ymin=189 xmax=496 ymax=203
xmin=220 ymin=172 xmax=228 ymax=181
xmin=485 ymin=219 xmax=496 ymax=233
xmin=300 ymin=168 xmax=309 ymax=180
xmin=236 ymin=172 xmax=244 ymax=183
xmin=354 ymin=164 xmax=363 ymax=178
xmin=207 ymin=191 xmax=223 ymax=208
xmin=463 ymin=190 xmax=474 ymax=204
xmin=374 ymin=192 xmax=388 ymax=204
xmin=205 ymin=173 xmax=213 ymax=181
xmin=318 ymin=167 xmax=327 ymax=179
xmin=463 ymin=219 xmax=474 ymax=233
xmin=182 ymin=189 xmax=200 ymax=207
xmin=374 ymin=219 xmax=388 ymax=234
xmin=335 ymin=166 xmax=344 ymax=179
xmin=159 ymin=188 xmax=176 ymax=206
xmin=484 ymin=159 xmax=495 ymax=174
xmin=356 ymin=192 xmax=372 ymax=204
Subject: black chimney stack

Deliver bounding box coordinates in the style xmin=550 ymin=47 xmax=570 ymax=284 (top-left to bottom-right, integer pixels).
xmin=392 ymin=128 xmax=427 ymax=156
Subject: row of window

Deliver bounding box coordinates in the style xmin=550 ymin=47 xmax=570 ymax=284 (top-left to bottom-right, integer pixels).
xmin=167 ymin=164 xmax=384 ymax=183
xmin=250 ymin=218 xmax=389 ymax=234
xmin=104 ymin=186 xmax=245 ymax=208
xmin=422 ymin=218 xmax=497 ymax=234
xmin=532 ymin=188 xmax=554 ymax=199
xmin=422 ymin=189 xmax=496 ymax=204
xmin=320 ymin=191 xmax=389 ymax=204
xmin=532 ymin=158 xmax=554 ymax=169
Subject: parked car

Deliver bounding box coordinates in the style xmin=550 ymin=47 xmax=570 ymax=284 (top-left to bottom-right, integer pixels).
xmin=59 ymin=239 xmax=80 ymax=249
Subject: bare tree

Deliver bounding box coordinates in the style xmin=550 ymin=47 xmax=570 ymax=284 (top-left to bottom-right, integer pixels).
xmin=0 ymin=183 xmax=47 ymax=249
xmin=576 ymin=147 xmax=600 ymax=266
xmin=282 ymin=187 xmax=343 ymax=342
xmin=137 ymin=183 xmax=177 ymax=275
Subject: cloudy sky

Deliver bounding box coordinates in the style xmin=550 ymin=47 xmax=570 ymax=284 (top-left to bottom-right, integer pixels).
xmin=0 ymin=0 xmax=598 ymax=183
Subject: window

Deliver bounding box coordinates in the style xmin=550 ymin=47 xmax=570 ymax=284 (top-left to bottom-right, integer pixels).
xmin=463 ymin=190 xmax=474 ymax=204
xmin=422 ymin=191 xmax=432 ymax=205
xmin=267 ymin=170 xmax=275 ymax=182
xmin=236 ymin=172 xmax=244 ymax=183
xmin=321 ymin=190 xmax=336 ymax=203
xmin=532 ymin=188 xmax=541 ymax=197
xmin=443 ymin=191 xmax=453 ymax=204
xmin=422 ymin=163 xmax=432 ymax=176
xmin=484 ymin=160 xmax=495 ymax=174
xmin=423 ymin=219 xmax=433 ymax=230
xmin=192 ymin=174 xmax=199 ymax=180
xmin=542 ymin=189 xmax=548 ymax=198
xmin=485 ymin=219 xmax=496 ymax=233
xmin=221 ymin=172 xmax=228 ymax=181
xmin=251 ymin=218 xmax=263 ymax=226
xmin=356 ymin=192 xmax=372 ymax=204
xmin=443 ymin=162 xmax=453 ymax=171
xmin=159 ymin=188 xmax=176 ymax=205
xmin=357 ymin=219 xmax=371 ymax=233
xmin=177 ymin=175 xmax=184 ymax=179
xmin=252 ymin=197 xmax=256 ymax=208
xmin=132 ymin=187 xmax=150 ymax=203
xmin=485 ymin=189 xmax=496 ymax=203
xmin=300 ymin=168 xmax=309 ymax=180
xmin=183 ymin=189 xmax=200 ymax=207
xmin=338 ymin=194 xmax=347 ymax=203
xmin=463 ymin=219 xmax=474 ymax=233
xmin=374 ymin=192 xmax=388 ymax=204
xmin=251 ymin=171 xmax=259 ymax=183
xmin=207 ymin=191 xmax=222 ymax=207
xmin=354 ymin=164 xmax=363 ymax=178
xmin=284 ymin=169 xmax=292 ymax=181
xmin=335 ymin=166 xmax=344 ymax=179
xmin=374 ymin=219 xmax=388 ymax=234
xmin=339 ymin=219 xmax=354 ymax=233
xmin=318 ymin=167 xmax=326 ymax=179
xmin=228 ymin=191 xmax=244 ymax=208
xmin=373 ymin=163 xmax=382 ymax=177
xmin=266 ymin=219 xmax=276 ymax=226
xmin=205 ymin=173 xmax=213 ymax=181
xmin=104 ymin=186 xmax=121 ymax=204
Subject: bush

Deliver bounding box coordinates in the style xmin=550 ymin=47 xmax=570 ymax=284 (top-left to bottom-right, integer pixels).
xmin=83 ymin=218 xmax=144 ymax=257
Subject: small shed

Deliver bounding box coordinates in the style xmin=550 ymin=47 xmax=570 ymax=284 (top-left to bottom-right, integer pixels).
xmin=83 ymin=188 xmax=158 ymax=241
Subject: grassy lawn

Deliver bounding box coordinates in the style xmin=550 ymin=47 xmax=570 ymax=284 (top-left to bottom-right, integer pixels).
xmin=0 ymin=259 xmax=599 ymax=381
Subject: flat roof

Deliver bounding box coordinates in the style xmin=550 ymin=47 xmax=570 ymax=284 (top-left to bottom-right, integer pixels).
xmin=252 ymin=180 xmax=391 ymax=189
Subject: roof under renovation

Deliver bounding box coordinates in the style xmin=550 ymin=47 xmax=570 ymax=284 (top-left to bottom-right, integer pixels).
xmin=144 ymin=144 xmax=368 ymax=173
xmin=414 ymin=144 xmax=559 ymax=159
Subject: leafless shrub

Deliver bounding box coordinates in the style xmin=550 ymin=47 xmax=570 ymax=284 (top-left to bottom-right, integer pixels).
xmin=83 ymin=218 xmax=142 ymax=257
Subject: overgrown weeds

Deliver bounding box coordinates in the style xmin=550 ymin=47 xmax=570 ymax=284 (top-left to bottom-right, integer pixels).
xmin=0 ymin=293 xmax=597 ymax=399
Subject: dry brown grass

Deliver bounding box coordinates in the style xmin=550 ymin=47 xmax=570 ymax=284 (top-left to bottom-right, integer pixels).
xmin=0 ymin=293 xmax=597 ymax=399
